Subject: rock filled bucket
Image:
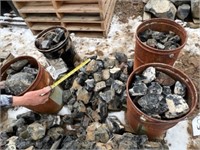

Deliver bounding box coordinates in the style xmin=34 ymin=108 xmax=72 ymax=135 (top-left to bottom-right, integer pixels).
xmin=35 ymin=26 xmax=76 ymax=68
xmin=0 ymin=56 xmax=63 ymax=114
xmin=134 ymin=18 xmax=187 ymax=69
xmin=126 ymin=63 xmax=198 ymax=139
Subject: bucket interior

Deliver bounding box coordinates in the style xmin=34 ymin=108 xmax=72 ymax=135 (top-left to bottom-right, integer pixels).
xmin=1 ymin=56 xmax=40 ymax=96
xmin=127 ymin=63 xmax=198 ymax=123
xmin=136 ymin=19 xmax=187 ymax=48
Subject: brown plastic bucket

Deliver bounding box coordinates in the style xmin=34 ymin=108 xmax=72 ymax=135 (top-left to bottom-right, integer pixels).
xmin=126 ymin=63 xmax=198 ymax=139
xmin=134 ymin=18 xmax=187 ymax=69
xmin=35 ymin=26 xmax=76 ymax=68
xmin=0 ymin=56 xmax=63 ymax=114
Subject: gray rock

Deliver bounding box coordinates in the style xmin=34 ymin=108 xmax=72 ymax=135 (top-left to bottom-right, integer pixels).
xmin=174 ymin=81 xmax=186 ymax=97
xmin=102 ymin=69 xmax=110 ymax=80
xmin=138 ymin=94 xmax=165 ymax=115
xmin=27 ymin=123 xmax=46 ymax=140
xmin=115 ymin=52 xmax=128 ymax=63
xmin=177 ymin=4 xmax=191 ymax=20
xmin=145 ymin=0 xmax=177 ymax=20
xmin=111 ymin=80 xmax=125 ymax=94
xmin=94 ymin=81 xmax=106 ymax=92
xmin=106 ymin=116 xmax=125 ymax=134
xmin=142 ymin=67 xmax=156 ymax=83
xmin=129 ymin=83 xmax=148 ymax=96
xmin=148 ymin=82 xmax=163 ymax=94
xmin=10 ymin=59 xmax=29 ymax=71
xmin=191 ymin=0 xmax=200 ymax=19
xmin=5 ymin=72 xmax=35 ymax=95
xmin=119 ymin=73 xmax=128 ymax=82
xmin=21 ymin=66 xmax=38 ymax=75
xmin=170 ymin=0 xmax=191 ymax=6
xmin=156 ymin=42 xmax=165 ymax=50
xmin=85 ymin=79 xmax=95 ymax=91
xmin=93 ymin=72 xmax=102 ymax=82
xmin=97 ymin=101 xmax=108 ymax=122
xmin=162 ymin=86 xmax=172 ymax=96
xmin=165 ymin=94 xmax=189 ymax=119
xmin=86 ymin=59 xmax=99 ymax=74
xmin=62 ymin=89 xmax=73 ymax=104
xmin=99 ymin=89 xmax=115 ymax=103
xmin=146 ymin=38 xmax=157 ymax=47
xmin=110 ymin=67 xmax=121 ymax=79
xmin=5 ymin=136 xmax=18 ymax=150
xmin=156 ymin=71 xmax=175 ymax=86
xmin=47 ymin=127 xmax=64 ymax=141
xmin=103 ymin=57 xmax=115 ymax=69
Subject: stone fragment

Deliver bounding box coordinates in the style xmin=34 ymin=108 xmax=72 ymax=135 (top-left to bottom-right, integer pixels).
xmin=62 ymin=89 xmax=73 ymax=104
xmin=97 ymin=101 xmax=108 ymax=122
xmin=148 ymin=82 xmax=163 ymax=94
xmin=120 ymin=73 xmax=128 ymax=82
xmin=22 ymin=66 xmax=38 ymax=75
xmin=146 ymin=38 xmax=157 ymax=47
xmin=93 ymin=72 xmax=102 ymax=82
xmin=170 ymin=0 xmax=190 ymax=6
xmin=118 ymin=133 xmax=148 ymax=149
xmin=103 ymin=57 xmax=115 ymax=69
xmin=191 ymin=0 xmax=200 ymax=19
xmin=5 ymin=136 xmax=18 ymax=150
xmin=109 ymin=67 xmax=121 ymax=79
xmin=94 ymin=81 xmax=106 ymax=92
xmin=47 ymin=127 xmax=64 ymax=141
xmin=40 ymin=115 xmax=61 ymax=129
xmin=156 ymin=71 xmax=175 ymax=86
xmin=162 ymin=86 xmax=172 ymax=96
xmin=99 ymin=89 xmax=115 ymax=103
xmin=102 ymin=69 xmax=110 ymax=80
xmin=35 ymin=136 xmax=53 ymax=149
xmin=73 ymin=101 xmax=87 ymax=113
xmin=5 ymin=72 xmax=35 ymax=95
xmin=16 ymin=112 xmax=41 ymax=124
xmin=15 ymin=137 xmax=33 ymax=149
xmin=87 ymin=107 xmax=101 ymax=122
xmin=138 ymin=94 xmax=165 ymax=114
xmin=115 ymin=52 xmax=128 ymax=63
xmin=77 ymin=72 xmax=88 ymax=85
xmin=62 ymin=114 xmax=74 ymax=124
xmin=85 ymin=79 xmax=95 ymax=91
xmin=156 ymin=42 xmax=165 ymax=50
xmin=10 ymin=59 xmax=29 ymax=71
xmin=86 ymin=59 xmax=99 ymax=74
xmin=144 ymin=141 xmax=168 ymax=149
xmin=27 ymin=123 xmax=46 ymax=140
xmin=174 ymin=81 xmax=186 ymax=97
xmin=145 ymin=0 xmax=177 ymax=20
xmin=177 ymin=4 xmax=191 ymax=20
xmin=108 ymin=95 xmax=123 ymax=111
xmin=111 ymin=80 xmax=125 ymax=94
xmin=165 ymin=94 xmax=189 ymax=119
xmin=53 ymin=28 xmax=65 ymax=43
xmin=106 ymin=116 xmax=125 ymax=134
xmin=143 ymin=11 xmax=152 ymax=21
xmin=105 ymin=78 xmax=114 ymax=87
xmin=129 ymin=83 xmax=148 ymax=96
xmin=70 ymin=78 xmax=82 ymax=93
xmin=138 ymin=29 xmax=152 ymax=42
xmin=142 ymin=67 xmax=156 ymax=83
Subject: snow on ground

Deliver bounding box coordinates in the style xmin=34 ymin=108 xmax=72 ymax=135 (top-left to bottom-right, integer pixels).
xmin=1 ymin=15 xmax=200 ymax=149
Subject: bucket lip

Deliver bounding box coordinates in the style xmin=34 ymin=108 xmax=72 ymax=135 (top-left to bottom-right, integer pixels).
xmin=0 ymin=55 xmax=42 ymax=96
xmin=35 ymin=26 xmax=69 ymax=53
xmin=135 ymin=18 xmax=188 ymax=53
xmin=126 ymin=62 xmax=198 ymax=123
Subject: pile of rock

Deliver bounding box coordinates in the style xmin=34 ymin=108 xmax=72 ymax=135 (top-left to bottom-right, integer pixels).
xmin=138 ymin=29 xmax=181 ymax=50
xmin=4 ymin=59 xmax=38 ymax=95
xmin=0 ymin=53 xmax=169 ymax=149
xmin=143 ymin=0 xmax=200 ymax=24
xmin=129 ymin=66 xmax=189 ymax=119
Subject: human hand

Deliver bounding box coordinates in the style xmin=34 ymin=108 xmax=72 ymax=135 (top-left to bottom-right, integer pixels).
xmin=12 ymin=86 xmax=52 ymax=106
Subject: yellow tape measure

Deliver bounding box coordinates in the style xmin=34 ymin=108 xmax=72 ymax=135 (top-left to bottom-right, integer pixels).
xmin=50 ymin=58 xmax=91 ymax=89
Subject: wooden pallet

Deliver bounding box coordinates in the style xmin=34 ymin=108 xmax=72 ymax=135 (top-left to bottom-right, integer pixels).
xmin=12 ymin=0 xmax=116 ymax=37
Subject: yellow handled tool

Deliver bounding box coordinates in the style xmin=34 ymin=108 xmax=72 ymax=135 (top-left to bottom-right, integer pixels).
xmin=50 ymin=58 xmax=91 ymax=89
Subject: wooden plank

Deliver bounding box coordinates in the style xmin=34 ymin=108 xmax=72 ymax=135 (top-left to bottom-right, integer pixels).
xmin=58 ymin=4 xmax=100 ymax=13
xmin=25 ymin=15 xmax=59 ymax=22
xmin=30 ymin=23 xmax=61 ymax=30
xmin=65 ymin=23 xmax=103 ymax=31
xmin=19 ymin=5 xmax=55 ymax=13
xmin=61 ymin=14 xmax=102 ymax=23
xmin=55 ymin=0 xmax=98 ymax=3
xmin=70 ymin=31 xmax=104 ymax=38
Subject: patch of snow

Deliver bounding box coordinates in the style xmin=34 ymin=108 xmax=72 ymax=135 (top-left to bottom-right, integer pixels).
xmin=7 ymin=107 xmax=31 ymax=119
xmin=165 ymin=120 xmax=189 ymax=150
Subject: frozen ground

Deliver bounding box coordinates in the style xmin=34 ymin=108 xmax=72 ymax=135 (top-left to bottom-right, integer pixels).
xmin=0 ymin=14 xmax=200 ymax=149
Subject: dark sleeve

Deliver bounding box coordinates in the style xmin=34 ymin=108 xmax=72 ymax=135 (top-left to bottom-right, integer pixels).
xmin=0 ymin=95 xmax=13 ymax=107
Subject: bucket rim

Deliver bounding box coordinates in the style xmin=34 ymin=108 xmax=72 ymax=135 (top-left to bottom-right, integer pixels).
xmin=126 ymin=62 xmax=198 ymax=124
xmin=35 ymin=26 xmax=69 ymax=53
xmin=135 ymin=18 xmax=188 ymax=53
